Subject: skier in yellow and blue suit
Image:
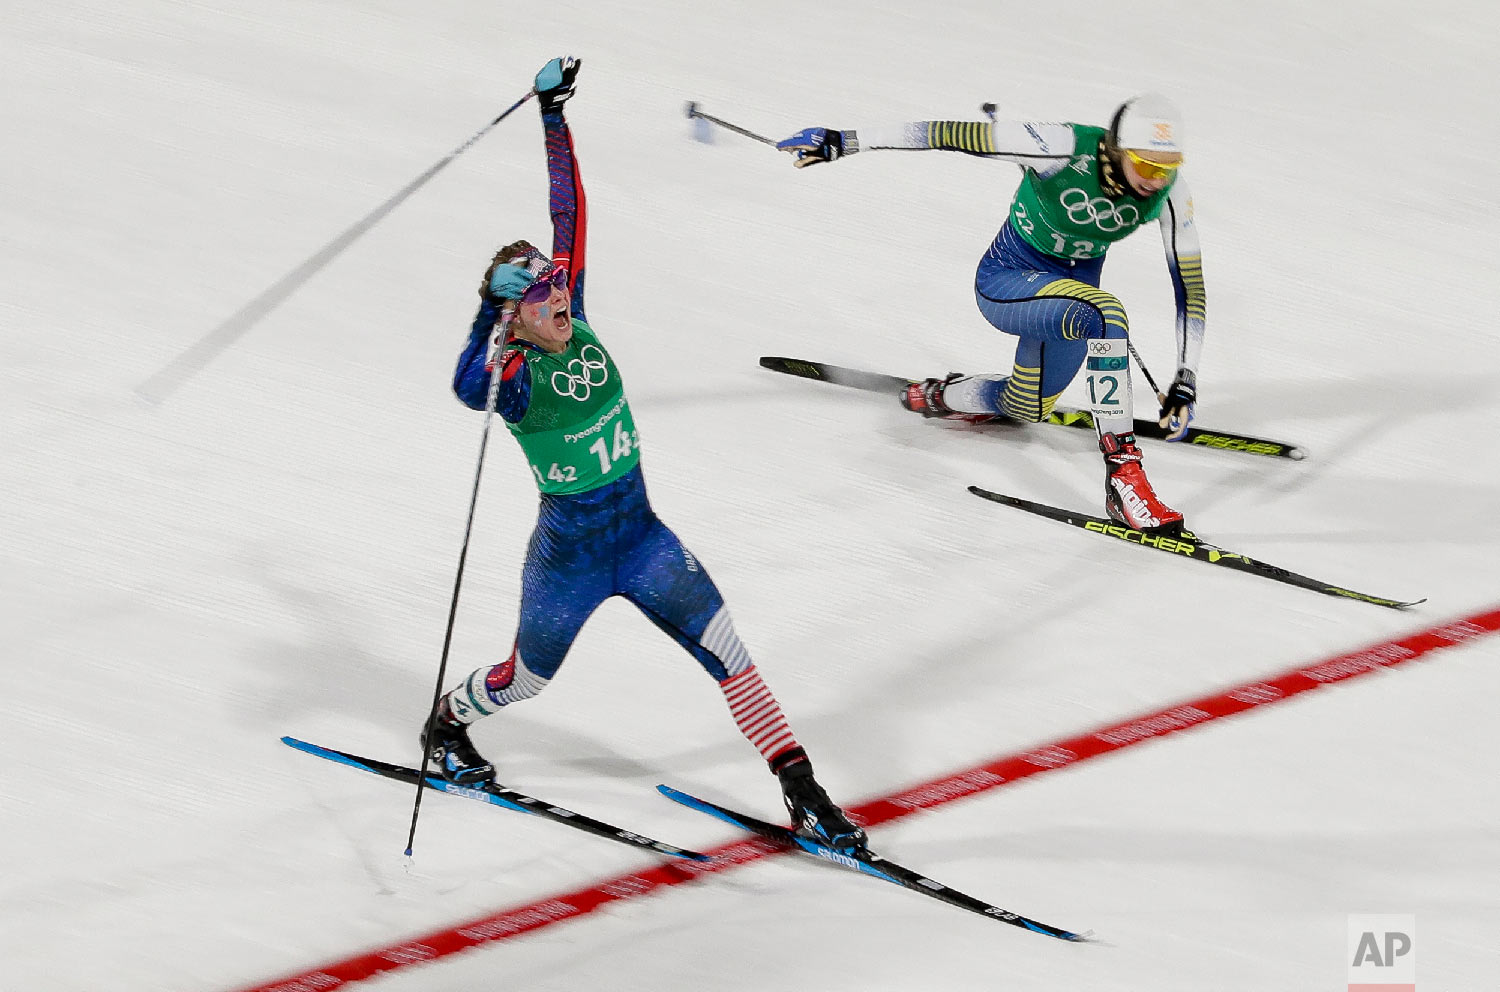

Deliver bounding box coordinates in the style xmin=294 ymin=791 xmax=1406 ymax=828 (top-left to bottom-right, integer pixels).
xmin=778 ymin=95 xmax=1207 ymax=534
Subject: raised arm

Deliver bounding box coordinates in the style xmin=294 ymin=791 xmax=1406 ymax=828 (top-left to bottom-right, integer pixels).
xmin=452 ymin=58 xmax=584 ymax=416
xmin=538 ymin=57 xmax=589 ymax=322
xmin=776 ymin=119 xmax=1078 ymax=170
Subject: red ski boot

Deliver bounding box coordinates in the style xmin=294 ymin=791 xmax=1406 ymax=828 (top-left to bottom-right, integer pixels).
xmin=1099 ymin=432 xmax=1184 ymax=534
xmin=901 ymin=374 xmax=1002 ymax=424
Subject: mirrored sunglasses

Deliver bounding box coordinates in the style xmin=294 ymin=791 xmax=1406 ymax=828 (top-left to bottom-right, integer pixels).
xmin=520 ymin=266 xmax=568 ymax=304
xmin=1123 ymin=148 xmax=1182 ymax=181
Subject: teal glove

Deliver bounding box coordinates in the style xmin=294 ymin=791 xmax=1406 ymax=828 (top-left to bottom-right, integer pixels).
xmin=535 ymin=57 xmax=581 ymax=113
xmin=488 ymin=264 xmax=535 ymax=300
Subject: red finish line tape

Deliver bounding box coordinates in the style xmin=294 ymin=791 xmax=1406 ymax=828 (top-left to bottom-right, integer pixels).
xmin=237 ymin=607 xmax=1500 ymax=992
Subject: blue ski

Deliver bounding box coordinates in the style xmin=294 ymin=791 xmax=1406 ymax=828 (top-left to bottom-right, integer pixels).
xmin=658 ymin=784 xmax=1088 ymax=941
xmin=283 ymin=737 xmax=709 ymax=861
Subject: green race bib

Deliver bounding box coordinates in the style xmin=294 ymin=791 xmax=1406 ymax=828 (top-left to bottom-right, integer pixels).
xmin=1009 ymin=126 xmax=1173 ymax=259
xmin=504 ymin=321 xmax=642 ymax=494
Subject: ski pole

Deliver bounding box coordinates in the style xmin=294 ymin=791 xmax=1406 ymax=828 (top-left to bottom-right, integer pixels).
xmin=684 ymin=101 xmax=778 ymax=146
xmin=137 ymin=89 xmax=537 ymax=405
xmin=1126 ymin=340 xmax=1164 ymax=400
xmin=406 ymin=305 xmax=516 ymax=856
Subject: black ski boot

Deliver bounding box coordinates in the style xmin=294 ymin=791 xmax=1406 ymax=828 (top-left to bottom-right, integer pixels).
xmin=423 ymin=698 xmax=495 ymax=785
xmin=778 ymin=760 xmax=867 ymax=853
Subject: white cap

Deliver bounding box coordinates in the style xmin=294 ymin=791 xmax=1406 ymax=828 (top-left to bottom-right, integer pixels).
xmin=1111 ymin=93 xmax=1184 ymax=154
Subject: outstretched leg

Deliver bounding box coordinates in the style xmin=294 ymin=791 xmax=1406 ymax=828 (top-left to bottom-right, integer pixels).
xmin=933 ymin=336 xmax=1087 ymax=422
xmin=619 ymin=518 xmax=867 ymax=851
xmin=426 ymin=521 xmax=612 ymax=784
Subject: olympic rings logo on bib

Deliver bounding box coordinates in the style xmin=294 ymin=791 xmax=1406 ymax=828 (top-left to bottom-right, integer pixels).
xmin=551 ymin=344 xmax=609 ymax=401
xmin=1059 ymin=188 xmax=1139 ymax=233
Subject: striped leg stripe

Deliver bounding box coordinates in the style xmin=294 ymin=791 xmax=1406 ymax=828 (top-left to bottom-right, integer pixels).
xmin=719 ymin=666 xmax=800 ymax=763
xmin=491 ymin=654 xmax=550 ymax=706
xmin=1036 ymin=278 xmax=1130 ymax=339
xmin=1000 ymin=362 xmax=1046 ymax=421
xmin=450 ymin=651 xmax=551 ymax=724
xmin=701 ymin=606 xmax=752 ymax=678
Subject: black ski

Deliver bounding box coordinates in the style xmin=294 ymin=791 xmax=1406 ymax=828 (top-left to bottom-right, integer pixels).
xmin=658 ymin=784 xmax=1088 ymax=941
xmin=760 ymin=356 xmax=1305 ymax=459
xmin=967 ymin=488 xmax=1423 ymax=610
xmin=283 ymin=737 xmax=709 ymax=861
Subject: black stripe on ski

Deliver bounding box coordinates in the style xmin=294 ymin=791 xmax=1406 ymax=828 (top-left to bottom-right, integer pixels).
xmin=283 ymin=737 xmax=709 ymax=861
xmin=658 ymin=784 xmax=1088 ymax=941
xmin=759 ymin=356 xmax=1305 ymax=459
xmin=966 ymin=488 xmax=1423 ymax=611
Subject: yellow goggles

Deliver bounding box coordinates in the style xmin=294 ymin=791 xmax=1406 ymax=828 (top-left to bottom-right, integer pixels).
xmin=1123 ymin=148 xmax=1183 ymax=181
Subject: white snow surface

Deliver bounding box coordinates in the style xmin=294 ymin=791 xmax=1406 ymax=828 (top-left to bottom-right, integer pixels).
xmin=3 ymin=1 xmax=1498 ymax=989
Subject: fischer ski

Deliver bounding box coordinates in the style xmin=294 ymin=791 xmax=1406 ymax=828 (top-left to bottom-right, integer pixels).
xmin=657 ymin=784 xmax=1088 ymax=941
xmin=283 ymin=737 xmax=709 ymax=861
xmin=966 ymin=488 xmax=1423 ymax=610
xmin=760 ymin=356 xmax=1304 ymax=459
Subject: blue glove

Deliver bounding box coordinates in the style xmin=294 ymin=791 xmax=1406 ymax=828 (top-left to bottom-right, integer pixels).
xmin=1158 ymin=369 xmax=1197 ymax=441
xmin=535 ymin=57 xmax=581 ymax=113
xmin=776 ymin=127 xmax=856 ymax=168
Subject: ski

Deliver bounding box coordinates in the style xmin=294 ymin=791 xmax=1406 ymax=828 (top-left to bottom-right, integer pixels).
xmin=760 ymin=356 xmax=1305 ymax=459
xmin=657 ymin=784 xmax=1088 ymax=941
xmin=283 ymin=737 xmax=709 ymax=862
xmin=967 ymin=488 xmax=1424 ymax=610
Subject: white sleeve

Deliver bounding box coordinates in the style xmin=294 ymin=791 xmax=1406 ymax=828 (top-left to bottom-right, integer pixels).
xmin=853 ymin=120 xmax=1077 ymax=170
xmin=1158 ymin=176 xmax=1207 ymax=376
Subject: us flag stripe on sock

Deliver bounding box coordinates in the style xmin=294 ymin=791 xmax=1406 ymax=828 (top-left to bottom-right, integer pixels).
xmin=720 ymin=667 xmax=799 ymax=762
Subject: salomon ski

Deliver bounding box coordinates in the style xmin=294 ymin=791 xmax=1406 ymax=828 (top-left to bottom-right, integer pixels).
xmin=658 ymin=784 xmax=1088 ymax=941
xmin=283 ymin=737 xmax=709 ymax=861
xmin=760 ymin=356 xmax=1304 ymax=459
xmin=967 ymin=488 xmax=1422 ymax=610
